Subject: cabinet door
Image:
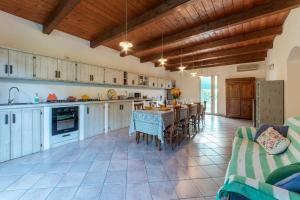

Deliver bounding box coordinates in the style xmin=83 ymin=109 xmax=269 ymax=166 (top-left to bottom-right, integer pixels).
xmin=47 ymin=57 xmax=58 ymax=80
xmin=21 ymin=109 xmax=42 ymax=156
xmin=95 ymin=67 xmax=104 ymax=84
xmin=93 ymin=104 xmax=105 ymax=135
xmin=149 ymin=77 xmax=157 ymax=88
xmin=128 ymin=73 xmax=138 ymax=86
xmin=0 ymin=47 xmax=9 ymax=77
xmin=22 ymin=53 xmax=34 ymax=79
xmin=64 ymin=61 xmax=77 ymax=82
xmin=0 ymin=111 xmax=10 ymax=162
xmin=35 ymin=55 xmax=48 ymax=80
xmin=79 ymin=63 xmax=90 ymax=83
xmin=8 ymin=50 xmax=19 ymax=78
xmin=122 ymin=102 xmax=132 ymax=128
xmin=57 ymin=59 xmax=68 ymax=81
xmin=158 ymin=79 xmax=165 ymax=88
xmin=166 ymin=80 xmax=173 ymax=89
xmin=10 ymin=110 xmax=22 ymax=159
xmin=108 ymin=103 xmax=118 ymax=131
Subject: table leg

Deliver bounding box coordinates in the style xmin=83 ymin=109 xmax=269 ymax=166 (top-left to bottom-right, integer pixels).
xmin=158 ymin=139 xmax=161 ymax=151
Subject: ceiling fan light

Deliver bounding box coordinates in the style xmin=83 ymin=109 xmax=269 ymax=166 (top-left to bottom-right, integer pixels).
xmin=158 ymin=57 xmax=167 ymax=65
xmin=119 ymin=41 xmax=133 ymax=52
xmin=191 ymin=72 xmax=197 ymax=77
xmin=178 ymin=66 xmax=186 ymax=72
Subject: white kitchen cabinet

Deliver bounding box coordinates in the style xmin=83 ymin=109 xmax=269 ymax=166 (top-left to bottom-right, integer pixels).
xmin=0 ymin=47 xmax=9 ymax=78
xmin=166 ymin=80 xmax=173 ymax=89
xmin=0 ymin=111 xmax=10 ymax=162
xmin=149 ymin=77 xmax=158 ymax=88
xmin=157 ymin=79 xmax=165 ymax=88
xmin=79 ymin=64 xmax=104 ymax=84
xmin=108 ymin=101 xmax=132 ymax=131
xmin=105 ymin=68 xmax=123 ymax=85
xmin=47 ymin=57 xmax=59 ymax=80
xmin=8 ymin=50 xmax=34 ymax=79
xmin=127 ymin=72 xmax=138 ymax=86
xmin=34 ymin=55 xmax=48 ymax=80
xmin=57 ymin=59 xmax=75 ymax=81
xmin=84 ymin=104 xmax=105 ymax=138
xmin=0 ymin=108 xmax=42 ymax=162
xmin=95 ymin=66 xmax=105 ymax=84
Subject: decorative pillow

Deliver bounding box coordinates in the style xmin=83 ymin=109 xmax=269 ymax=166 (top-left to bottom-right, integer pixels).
xmin=256 ymin=127 xmax=290 ymax=155
xmin=266 ymin=163 xmax=300 ymax=193
xmin=255 ymin=124 xmax=289 ymax=141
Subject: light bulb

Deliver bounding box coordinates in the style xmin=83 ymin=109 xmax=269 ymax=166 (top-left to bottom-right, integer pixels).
xmin=178 ymin=66 xmax=186 ymax=72
xmin=119 ymin=41 xmax=133 ymax=53
xmin=191 ymin=72 xmax=197 ymax=77
xmin=158 ymin=57 xmax=167 ymax=66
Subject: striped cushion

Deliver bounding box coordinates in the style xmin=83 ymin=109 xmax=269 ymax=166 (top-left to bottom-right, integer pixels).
xmin=217 ymin=116 xmax=300 ymax=200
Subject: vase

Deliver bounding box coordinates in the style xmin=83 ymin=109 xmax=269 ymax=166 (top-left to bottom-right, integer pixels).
xmin=172 ymin=99 xmax=177 ymax=105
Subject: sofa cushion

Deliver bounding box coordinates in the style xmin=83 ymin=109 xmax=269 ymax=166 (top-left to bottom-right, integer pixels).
xmin=256 ymin=127 xmax=290 ymax=155
xmin=254 ymin=124 xmax=289 ymax=141
xmin=266 ymin=163 xmax=300 ymax=193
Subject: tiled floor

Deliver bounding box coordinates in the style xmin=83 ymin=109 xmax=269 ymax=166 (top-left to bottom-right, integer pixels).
xmin=0 ymin=116 xmax=251 ymax=200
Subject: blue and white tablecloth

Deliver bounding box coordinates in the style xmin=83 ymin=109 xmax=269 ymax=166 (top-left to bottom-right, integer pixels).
xmin=128 ymin=109 xmax=174 ymax=143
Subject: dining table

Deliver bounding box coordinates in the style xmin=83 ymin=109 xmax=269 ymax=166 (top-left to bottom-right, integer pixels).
xmin=128 ymin=106 xmax=189 ymax=149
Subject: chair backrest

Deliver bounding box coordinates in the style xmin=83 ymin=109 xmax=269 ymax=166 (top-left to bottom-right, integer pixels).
xmin=134 ymin=103 xmax=144 ymax=110
xmin=173 ymin=105 xmax=181 ymax=124
xmin=203 ymin=101 xmax=207 ymax=113
xmin=194 ymin=102 xmax=202 ymax=115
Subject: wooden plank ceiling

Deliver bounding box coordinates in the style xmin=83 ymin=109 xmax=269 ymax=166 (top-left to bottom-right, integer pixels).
xmin=0 ymin=0 xmax=299 ymax=71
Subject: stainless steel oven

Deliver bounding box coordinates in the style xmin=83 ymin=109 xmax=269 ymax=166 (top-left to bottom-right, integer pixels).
xmin=52 ymin=106 xmax=79 ymax=136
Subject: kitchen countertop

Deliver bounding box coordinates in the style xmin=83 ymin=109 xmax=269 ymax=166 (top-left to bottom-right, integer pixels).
xmin=0 ymin=99 xmax=159 ymax=110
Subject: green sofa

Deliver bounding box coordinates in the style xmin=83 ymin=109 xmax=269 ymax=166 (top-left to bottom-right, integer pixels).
xmin=217 ymin=116 xmax=300 ymax=200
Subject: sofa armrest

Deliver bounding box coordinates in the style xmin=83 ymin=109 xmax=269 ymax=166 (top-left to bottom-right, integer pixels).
xmin=235 ymin=127 xmax=256 ymax=141
xmin=217 ymin=175 xmax=300 ymax=200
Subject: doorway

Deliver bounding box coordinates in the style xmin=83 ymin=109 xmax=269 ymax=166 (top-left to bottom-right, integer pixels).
xmin=200 ymin=75 xmax=218 ymax=114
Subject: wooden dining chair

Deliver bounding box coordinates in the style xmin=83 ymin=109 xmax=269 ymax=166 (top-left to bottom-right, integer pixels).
xmin=134 ymin=102 xmax=147 ymax=144
xmin=186 ymin=104 xmax=197 ymax=136
xmin=194 ymin=102 xmax=203 ymax=127
xmin=164 ymin=105 xmax=180 ymax=150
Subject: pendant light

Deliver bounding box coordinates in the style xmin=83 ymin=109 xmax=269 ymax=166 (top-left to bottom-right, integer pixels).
xmin=158 ymin=32 xmax=167 ymax=66
xmin=119 ymin=0 xmax=133 ymax=54
xmin=190 ymin=55 xmax=196 ymax=76
xmin=178 ymin=49 xmax=186 ymax=72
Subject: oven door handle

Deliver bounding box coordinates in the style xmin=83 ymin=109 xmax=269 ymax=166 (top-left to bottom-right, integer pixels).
xmin=62 ymin=134 xmax=71 ymax=137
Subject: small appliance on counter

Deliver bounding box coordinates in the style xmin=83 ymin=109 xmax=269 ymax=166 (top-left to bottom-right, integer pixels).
xmin=129 ymin=92 xmax=141 ymax=99
xmin=47 ymin=93 xmax=58 ymax=102
xmin=107 ymin=89 xmax=118 ymax=100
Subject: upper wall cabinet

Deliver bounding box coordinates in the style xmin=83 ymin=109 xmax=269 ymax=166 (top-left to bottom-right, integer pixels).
xmin=105 ymin=68 xmax=123 ymax=85
xmin=148 ymin=77 xmax=157 ymax=88
xmin=0 ymin=47 xmax=9 ymax=78
xmin=127 ymin=72 xmax=138 ymax=86
xmin=0 ymin=47 xmax=175 ymax=89
xmin=157 ymin=79 xmax=166 ymax=89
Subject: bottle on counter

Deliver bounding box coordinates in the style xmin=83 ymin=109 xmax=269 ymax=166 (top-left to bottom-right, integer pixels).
xmin=34 ymin=93 xmax=39 ymax=104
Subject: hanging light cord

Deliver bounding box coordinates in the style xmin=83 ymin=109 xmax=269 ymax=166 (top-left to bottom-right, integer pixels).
xmin=125 ymin=0 xmax=128 ymax=41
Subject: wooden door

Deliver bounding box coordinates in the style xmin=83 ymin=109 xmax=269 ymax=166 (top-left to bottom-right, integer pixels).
xmin=226 ymin=77 xmax=255 ymax=120
xmin=0 ymin=111 xmax=10 ymax=162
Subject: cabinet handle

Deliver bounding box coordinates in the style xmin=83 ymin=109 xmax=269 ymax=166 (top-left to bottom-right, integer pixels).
xmin=5 ymin=64 xmax=8 ymax=74
xmin=62 ymin=134 xmax=71 ymax=137
xmin=5 ymin=114 xmax=8 ymax=124
xmin=55 ymin=71 xmax=58 ymax=78
xmin=33 ymin=56 xmax=36 ymax=77
xmin=12 ymin=114 xmax=16 ymax=124
xmin=9 ymin=65 xmax=13 ymax=74
xmin=58 ymin=71 xmax=61 ymax=78
xmin=87 ymin=107 xmax=89 ymax=114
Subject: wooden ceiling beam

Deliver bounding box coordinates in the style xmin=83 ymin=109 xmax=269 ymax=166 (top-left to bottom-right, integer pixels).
xmin=169 ymin=57 xmax=266 ymax=72
xmin=90 ymin=0 xmax=192 ymax=48
xmin=43 ymin=0 xmax=81 ymax=34
xmin=127 ymin=0 xmax=300 ymax=56
xmin=155 ymin=42 xmax=273 ymax=67
xmin=141 ymin=26 xmax=281 ymax=63
xmin=166 ymin=51 xmax=267 ymax=70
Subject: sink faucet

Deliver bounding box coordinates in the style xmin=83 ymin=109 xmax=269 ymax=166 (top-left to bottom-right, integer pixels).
xmin=8 ymin=87 xmax=19 ymax=104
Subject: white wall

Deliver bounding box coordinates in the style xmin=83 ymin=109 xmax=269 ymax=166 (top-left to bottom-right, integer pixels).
xmin=0 ymin=11 xmax=168 ymax=103
xmin=170 ymin=62 xmax=267 ymax=116
xmin=266 ymin=8 xmax=300 ymax=118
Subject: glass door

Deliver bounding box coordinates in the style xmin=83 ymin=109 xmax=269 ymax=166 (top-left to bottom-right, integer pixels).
xmin=200 ymin=75 xmax=218 ymax=114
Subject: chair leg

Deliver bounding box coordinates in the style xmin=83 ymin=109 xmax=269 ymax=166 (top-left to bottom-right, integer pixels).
xmin=157 ymin=139 xmax=161 ymax=151
xmin=146 ymin=134 xmax=149 ymax=144
xmin=136 ymin=132 xmax=140 ymax=144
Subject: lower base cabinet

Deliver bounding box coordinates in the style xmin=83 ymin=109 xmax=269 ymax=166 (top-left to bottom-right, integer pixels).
xmin=0 ymin=108 xmax=42 ymax=162
xmin=108 ymin=102 xmax=132 ymax=131
xmin=84 ymin=104 xmax=105 ymax=138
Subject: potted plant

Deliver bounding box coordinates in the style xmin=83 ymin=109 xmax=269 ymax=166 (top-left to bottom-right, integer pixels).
xmin=170 ymin=88 xmax=182 ymax=105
